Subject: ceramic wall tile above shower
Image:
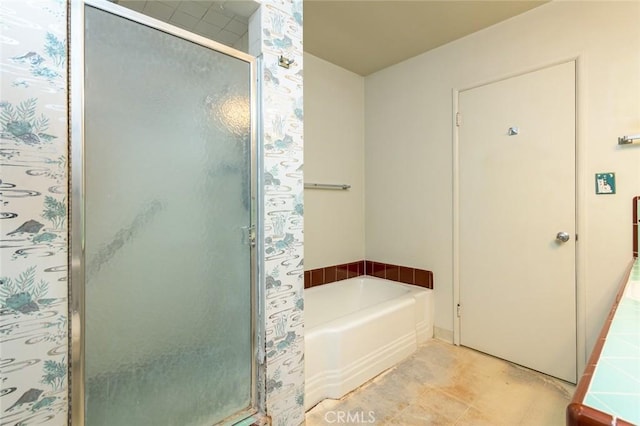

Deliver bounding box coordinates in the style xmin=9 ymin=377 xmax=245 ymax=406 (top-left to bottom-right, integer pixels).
xmin=0 ymin=0 xmax=69 ymax=422
xmin=114 ymin=0 xmax=258 ymax=52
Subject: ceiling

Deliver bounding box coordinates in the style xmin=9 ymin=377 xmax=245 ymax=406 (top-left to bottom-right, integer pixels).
xmin=115 ymin=1 xmax=548 ymax=77
xmin=304 ymin=0 xmax=548 ymax=76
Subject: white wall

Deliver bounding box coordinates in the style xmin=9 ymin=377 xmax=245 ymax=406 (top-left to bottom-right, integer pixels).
xmin=365 ymin=1 xmax=640 ymax=356
xmin=304 ymin=53 xmax=365 ymax=270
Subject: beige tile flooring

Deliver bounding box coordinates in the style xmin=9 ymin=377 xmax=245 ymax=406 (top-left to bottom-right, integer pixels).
xmin=305 ymin=339 xmax=575 ymax=425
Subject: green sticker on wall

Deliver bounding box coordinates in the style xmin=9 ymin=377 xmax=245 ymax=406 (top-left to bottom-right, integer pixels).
xmin=595 ymin=173 xmax=616 ymax=194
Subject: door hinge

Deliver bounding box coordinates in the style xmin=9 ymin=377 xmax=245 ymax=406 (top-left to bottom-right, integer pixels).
xmin=457 ymin=303 xmax=462 ymax=318
xmin=575 ymin=234 xmax=578 ymax=242
xmin=456 ymin=112 xmax=463 ymax=127
xmin=256 ymin=346 xmax=266 ymax=366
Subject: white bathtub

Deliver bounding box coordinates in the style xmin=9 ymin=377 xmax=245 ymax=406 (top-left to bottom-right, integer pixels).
xmin=304 ymin=276 xmax=433 ymax=410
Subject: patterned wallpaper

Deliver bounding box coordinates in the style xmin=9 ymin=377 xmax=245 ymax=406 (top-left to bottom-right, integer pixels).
xmin=259 ymin=1 xmax=305 ymax=424
xmin=0 ymin=0 xmax=304 ymax=424
xmin=0 ymin=0 xmax=69 ymax=423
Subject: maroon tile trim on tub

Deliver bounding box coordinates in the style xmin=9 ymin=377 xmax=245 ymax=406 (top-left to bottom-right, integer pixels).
xmin=304 ymin=260 xmax=433 ymax=289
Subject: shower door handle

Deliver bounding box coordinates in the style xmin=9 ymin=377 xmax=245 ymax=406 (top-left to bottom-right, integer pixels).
xmin=242 ymin=225 xmax=256 ymax=247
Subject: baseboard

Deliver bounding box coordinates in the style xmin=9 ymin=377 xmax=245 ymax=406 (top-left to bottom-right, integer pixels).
xmin=434 ymin=327 xmax=454 ymax=343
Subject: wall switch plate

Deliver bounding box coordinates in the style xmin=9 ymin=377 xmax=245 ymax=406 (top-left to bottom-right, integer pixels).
xmin=595 ymin=172 xmax=616 ymax=195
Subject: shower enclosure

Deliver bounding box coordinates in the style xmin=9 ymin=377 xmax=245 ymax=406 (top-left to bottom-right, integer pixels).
xmin=70 ymin=1 xmax=258 ymax=424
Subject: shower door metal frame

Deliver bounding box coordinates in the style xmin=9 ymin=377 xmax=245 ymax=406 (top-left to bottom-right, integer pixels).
xmin=69 ymin=1 xmax=260 ymax=424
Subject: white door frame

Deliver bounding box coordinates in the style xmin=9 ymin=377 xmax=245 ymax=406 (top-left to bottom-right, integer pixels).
xmin=451 ymin=56 xmax=587 ymax=377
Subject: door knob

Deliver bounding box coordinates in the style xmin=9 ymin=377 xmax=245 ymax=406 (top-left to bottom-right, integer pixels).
xmin=556 ymin=232 xmax=570 ymax=243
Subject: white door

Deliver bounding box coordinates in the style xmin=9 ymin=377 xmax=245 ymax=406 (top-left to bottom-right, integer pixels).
xmin=458 ymin=61 xmax=576 ymax=383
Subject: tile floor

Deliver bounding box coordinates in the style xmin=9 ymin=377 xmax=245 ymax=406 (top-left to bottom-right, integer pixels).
xmin=305 ymin=339 xmax=575 ymax=425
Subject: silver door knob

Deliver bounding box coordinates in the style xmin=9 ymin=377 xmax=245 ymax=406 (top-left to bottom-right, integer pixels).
xmin=556 ymin=232 xmax=570 ymax=243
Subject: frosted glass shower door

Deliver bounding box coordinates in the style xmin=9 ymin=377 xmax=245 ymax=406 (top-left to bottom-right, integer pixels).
xmin=83 ymin=5 xmax=254 ymax=426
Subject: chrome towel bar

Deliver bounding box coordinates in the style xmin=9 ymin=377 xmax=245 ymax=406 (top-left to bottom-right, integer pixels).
xmin=304 ymin=183 xmax=351 ymax=190
xmin=618 ymin=133 xmax=640 ymax=145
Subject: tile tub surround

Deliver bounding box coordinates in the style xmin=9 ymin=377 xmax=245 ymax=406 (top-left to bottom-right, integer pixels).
xmin=304 ymin=260 xmax=434 ymax=289
xmin=567 ymin=258 xmax=640 ymax=426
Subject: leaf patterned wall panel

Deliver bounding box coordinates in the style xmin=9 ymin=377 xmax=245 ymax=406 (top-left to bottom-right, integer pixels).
xmin=0 ymin=0 xmax=69 ymax=424
xmin=260 ymin=1 xmax=305 ymax=424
